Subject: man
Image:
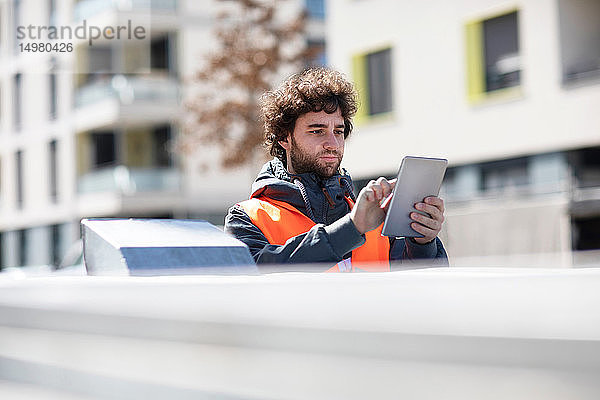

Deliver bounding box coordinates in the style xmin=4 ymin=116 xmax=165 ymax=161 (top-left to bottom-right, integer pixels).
xmin=225 ymin=67 xmax=447 ymax=271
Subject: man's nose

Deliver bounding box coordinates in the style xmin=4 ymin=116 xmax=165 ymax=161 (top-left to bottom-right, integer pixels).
xmin=323 ymin=130 xmax=341 ymax=149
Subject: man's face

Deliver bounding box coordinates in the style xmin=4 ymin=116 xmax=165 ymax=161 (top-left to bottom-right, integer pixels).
xmin=279 ymin=109 xmax=345 ymax=178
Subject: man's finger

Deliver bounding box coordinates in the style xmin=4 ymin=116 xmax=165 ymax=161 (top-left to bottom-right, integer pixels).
xmin=411 ymin=212 xmax=441 ymax=231
xmin=371 ymin=184 xmax=384 ymax=200
xmin=411 ymin=222 xmax=437 ymax=238
xmin=425 ymin=196 xmax=445 ymax=213
xmin=376 ymin=178 xmax=393 ymax=198
xmin=416 ymin=203 xmax=444 ymax=222
xmin=366 ymin=180 xmax=383 ymax=200
xmin=364 ymin=188 xmax=375 ymax=202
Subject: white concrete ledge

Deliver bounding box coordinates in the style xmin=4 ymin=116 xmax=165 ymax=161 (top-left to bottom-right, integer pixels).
xmin=0 ymin=268 xmax=599 ymax=399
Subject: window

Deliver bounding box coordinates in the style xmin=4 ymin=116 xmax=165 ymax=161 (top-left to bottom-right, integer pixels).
xmin=17 ymin=229 xmax=26 ymax=266
xmin=153 ymin=125 xmax=172 ymax=167
xmin=13 ymin=0 xmax=21 ymax=53
xmin=151 ymin=36 xmax=170 ymax=71
xmin=92 ymin=131 xmax=116 ymax=167
xmin=353 ymin=47 xmax=393 ymax=121
xmin=49 ymin=140 xmax=58 ymax=201
xmin=150 ymin=34 xmax=177 ymax=75
xmin=49 ymin=73 xmax=57 ymax=119
xmin=48 ymin=0 xmax=56 ymax=25
xmin=305 ymin=0 xmax=325 ymax=20
xmin=440 ymin=165 xmax=481 ymax=200
xmin=367 ymin=49 xmax=393 ymax=115
xmin=483 ymin=12 xmax=520 ymax=91
xmin=465 ymin=10 xmax=521 ymax=101
xmin=558 ymin=0 xmax=600 ymax=84
xmin=50 ymin=224 xmax=60 ymax=266
xmin=82 ymin=47 xmax=113 ymax=85
xmin=440 ymin=167 xmax=458 ymax=198
xmin=306 ymin=40 xmax=326 ymax=67
xmin=572 ymin=216 xmax=600 ymax=251
xmin=13 ymin=73 xmax=21 ymax=130
xmin=569 ymin=147 xmax=600 ymax=188
xmin=15 ymin=150 xmax=23 ymax=208
xmin=480 ymin=157 xmax=529 ymax=193
xmin=89 ymin=47 xmax=113 ymax=73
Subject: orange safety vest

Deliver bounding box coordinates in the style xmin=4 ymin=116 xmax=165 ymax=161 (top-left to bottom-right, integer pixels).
xmin=238 ymin=196 xmax=390 ymax=272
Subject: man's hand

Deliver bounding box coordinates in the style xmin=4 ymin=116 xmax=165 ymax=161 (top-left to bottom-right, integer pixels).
xmin=410 ymin=197 xmax=445 ymax=244
xmin=350 ymin=177 xmax=396 ymax=234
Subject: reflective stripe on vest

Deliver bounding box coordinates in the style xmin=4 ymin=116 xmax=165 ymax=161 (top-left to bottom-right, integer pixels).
xmin=238 ymin=197 xmax=390 ymax=272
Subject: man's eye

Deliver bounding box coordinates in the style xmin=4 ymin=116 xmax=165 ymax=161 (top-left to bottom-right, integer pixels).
xmin=309 ymin=130 xmax=323 ymax=134
xmin=335 ymin=130 xmax=344 ymax=135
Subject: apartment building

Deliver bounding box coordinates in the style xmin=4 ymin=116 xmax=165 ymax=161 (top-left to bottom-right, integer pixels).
xmin=327 ymin=0 xmax=600 ymax=262
xmin=0 ymin=0 xmax=325 ymax=269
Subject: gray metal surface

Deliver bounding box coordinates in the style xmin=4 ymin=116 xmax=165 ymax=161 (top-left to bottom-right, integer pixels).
xmin=82 ymin=219 xmax=256 ymax=276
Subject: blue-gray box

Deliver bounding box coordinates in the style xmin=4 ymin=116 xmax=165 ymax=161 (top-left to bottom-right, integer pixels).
xmin=82 ymin=219 xmax=257 ymax=276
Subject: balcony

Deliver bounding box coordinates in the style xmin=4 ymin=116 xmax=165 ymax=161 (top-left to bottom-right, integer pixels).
xmin=77 ymin=165 xmax=180 ymax=195
xmin=74 ymin=0 xmax=178 ymax=22
xmin=75 ymin=75 xmax=179 ymax=108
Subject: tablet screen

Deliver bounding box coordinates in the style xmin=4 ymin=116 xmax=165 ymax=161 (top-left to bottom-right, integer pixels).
xmin=381 ymin=156 xmax=448 ymax=237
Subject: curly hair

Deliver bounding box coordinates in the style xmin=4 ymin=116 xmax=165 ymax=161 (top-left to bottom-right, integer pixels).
xmin=260 ymin=67 xmax=358 ymax=162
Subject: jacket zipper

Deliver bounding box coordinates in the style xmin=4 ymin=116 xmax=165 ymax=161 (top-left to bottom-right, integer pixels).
xmin=322 ymin=187 xmax=335 ymax=208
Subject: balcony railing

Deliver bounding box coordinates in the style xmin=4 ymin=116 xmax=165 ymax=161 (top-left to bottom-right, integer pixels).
xmin=74 ymin=0 xmax=178 ymax=21
xmin=441 ymin=175 xmax=600 ymax=206
xmin=77 ymin=165 xmax=180 ymax=195
xmin=442 ymin=180 xmax=573 ymax=204
xmin=75 ymin=75 xmax=179 ymax=108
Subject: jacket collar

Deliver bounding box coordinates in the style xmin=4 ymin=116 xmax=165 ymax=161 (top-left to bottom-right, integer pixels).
xmin=249 ymin=158 xmax=354 ymax=223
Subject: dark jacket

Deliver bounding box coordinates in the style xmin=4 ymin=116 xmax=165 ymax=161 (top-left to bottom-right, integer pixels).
xmin=224 ymin=158 xmax=448 ymax=268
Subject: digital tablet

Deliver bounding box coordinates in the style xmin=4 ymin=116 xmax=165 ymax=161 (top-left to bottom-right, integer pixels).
xmin=381 ymin=156 xmax=448 ymax=238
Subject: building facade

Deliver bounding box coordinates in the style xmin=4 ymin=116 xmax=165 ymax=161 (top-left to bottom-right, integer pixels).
xmin=0 ymin=0 xmax=325 ymax=269
xmin=327 ymin=0 xmax=600 ymax=262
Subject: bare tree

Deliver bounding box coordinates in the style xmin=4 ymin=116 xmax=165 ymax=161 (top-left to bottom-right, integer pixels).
xmin=181 ymin=0 xmax=309 ymax=168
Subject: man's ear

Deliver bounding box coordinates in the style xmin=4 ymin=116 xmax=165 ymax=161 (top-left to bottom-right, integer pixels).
xmin=278 ymin=134 xmax=291 ymax=151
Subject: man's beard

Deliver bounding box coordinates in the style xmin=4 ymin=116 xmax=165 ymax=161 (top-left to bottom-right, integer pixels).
xmin=288 ymin=136 xmax=342 ymax=178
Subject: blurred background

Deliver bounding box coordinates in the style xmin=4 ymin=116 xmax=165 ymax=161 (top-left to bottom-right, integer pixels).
xmin=0 ymin=0 xmax=598 ymax=271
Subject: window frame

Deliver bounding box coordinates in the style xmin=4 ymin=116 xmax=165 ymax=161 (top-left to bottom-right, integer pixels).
xmin=352 ymin=46 xmax=394 ymax=124
xmin=465 ymin=8 xmax=522 ymax=104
